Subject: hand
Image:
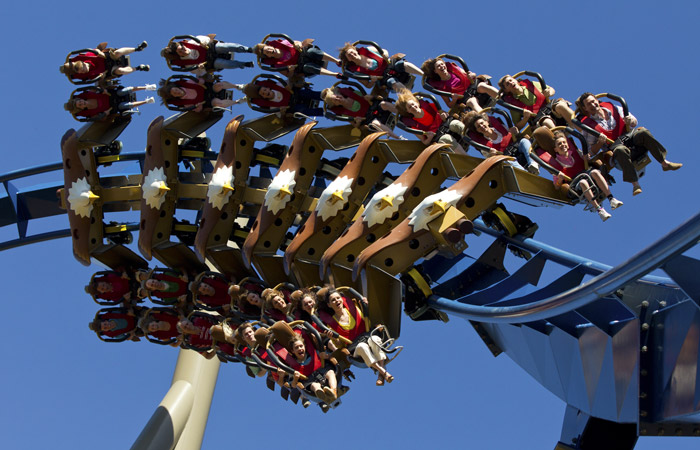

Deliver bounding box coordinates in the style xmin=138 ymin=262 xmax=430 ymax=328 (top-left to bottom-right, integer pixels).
xmin=508 ymin=126 xmax=519 ymax=137
xmin=523 ymin=109 xmax=534 ymax=121
xmin=425 ymin=131 xmax=435 ymax=141
xmin=624 ymin=115 xmax=637 ymax=129
xmin=596 ymin=134 xmax=608 ymax=145
xmin=439 ymin=111 xmax=448 ymax=120
xmin=324 ymin=330 xmax=335 ymax=338
xmin=361 ymin=296 xmax=369 ymax=306
xmin=543 ymin=87 xmax=555 ymax=97
xmin=467 ymin=71 xmax=477 ymax=82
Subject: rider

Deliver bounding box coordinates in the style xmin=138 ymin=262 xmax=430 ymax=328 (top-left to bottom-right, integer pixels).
xmin=575 ymin=92 xmax=682 ymax=196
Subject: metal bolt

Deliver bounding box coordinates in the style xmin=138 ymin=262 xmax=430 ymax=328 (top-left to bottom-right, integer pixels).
xmin=659 ymin=301 xmax=667 ymax=307
xmin=642 ymin=323 xmax=649 ymax=331
xmin=657 ymin=323 xmax=664 ymax=329
xmin=640 ymin=410 xmax=647 ymax=417
xmin=641 ymin=301 xmax=649 ymax=308
xmin=640 ymin=392 xmax=647 ymax=399
xmin=640 ymin=428 xmax=647 ymax=435
xmin=641 ymin=346 xmax=648 ymax=353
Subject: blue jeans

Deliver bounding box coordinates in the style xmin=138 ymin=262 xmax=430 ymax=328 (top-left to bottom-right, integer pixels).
xmin=516 ymin=138 xmax=534 ymax=167
xmin=213 ymin=42 xmax=252 ymax=70
xmin=214 ymin=42 xmax=251 ymax=54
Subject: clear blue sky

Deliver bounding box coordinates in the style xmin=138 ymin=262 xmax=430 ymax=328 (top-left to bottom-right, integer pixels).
xmin=1 ymin=1 xmax=699 ymax=449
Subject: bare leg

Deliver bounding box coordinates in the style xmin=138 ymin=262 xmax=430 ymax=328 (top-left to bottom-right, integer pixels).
xmin=477 ymin=82 xmax=499 ymax=99
xmin=113 ymin=66 xmax=135 ymax=75
xmin=589 ymin=170 xmax=611 ymax=197
xmin=402 ymin=61 xmax=423 ymax=76
xmin=322 ymin=52 xmax=341 ymax=65
xmin=212 ymin=99 xmax=235 ymax=108
xmin=553 ymin=100 xmax=575 ymax=125
xmin=465 ymin=96 xmax=482 ymax=112
xmin=213 ymin=82 xmax=237 ymax=92
xmin=578 ymin=179 xmax=600 ymax=209
xmin=111 ymin=47 xmax=137 ymax=58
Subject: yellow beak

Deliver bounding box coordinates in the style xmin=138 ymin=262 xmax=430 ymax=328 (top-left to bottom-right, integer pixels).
xmin=330 ymin=190 xmax=345 ymax=204
xmin=379 ymin=195 xmax=394 ymax=210
xmin=220 ymin=183 xmax=234 ymax=194
xmin=279 ymin=185 xmax=292 ymax=197
xmin=159 ymin=182 xmax=170 ymax=195
xmin=87 ymin=191 xmax=100 ymax=201
xmin=430 ymin=200 xmax=448 ymax=216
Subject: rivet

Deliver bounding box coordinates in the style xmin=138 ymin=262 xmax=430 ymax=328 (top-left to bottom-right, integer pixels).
xmin=641 ymin=346 xmax=648 ymax=353
xmin=640 ymin=410 xmax=647 ymax=417
xmin=640 ymin=392 xmax=647 ymax=399
xmin=642 ymin=323 xmax=649 ymax=331
xmin=641 ymin=301 xmax=649 ymax=307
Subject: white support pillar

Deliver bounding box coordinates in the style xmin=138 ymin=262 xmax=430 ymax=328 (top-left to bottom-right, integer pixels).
xmin=131 ymin=349 xmax=220 ymax=450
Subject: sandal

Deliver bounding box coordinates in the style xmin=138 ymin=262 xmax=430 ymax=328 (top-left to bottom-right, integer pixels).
xmin=376 ymin=377 xmax=384 ymax=386
xmin=385 ymin=373 xmax=394 ymax=384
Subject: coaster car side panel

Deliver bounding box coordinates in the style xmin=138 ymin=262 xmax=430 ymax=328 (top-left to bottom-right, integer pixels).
xmin=352 ymin=155 xmax=513 ymax=280
xmin=283 ymin=132 xmax=390 ymax=281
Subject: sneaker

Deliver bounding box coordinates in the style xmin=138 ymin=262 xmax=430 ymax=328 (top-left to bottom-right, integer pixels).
xmin=145 ymin=97 xmax=155 ymax=104
xmin=135 ymin=41 xmax=148 ymax=52
xmin=144 ymin=84 xmax=157 ymax=91
xmin=609 ymin=197 xmax=623 ymax=210
xmin=527 ymin=161 xmax=540 ymax=174
xmin=233 ymin=84 xmax=245 ymax=90
xmin=598 ymin=208 xmax=611 ymax=222
xmin=136 ymin=64 xmax=150 ymax=72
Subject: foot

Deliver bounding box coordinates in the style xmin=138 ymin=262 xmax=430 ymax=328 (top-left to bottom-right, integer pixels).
xmin=144 ymin=84 xmax=157 ymax=91
xmin=376 ymin=377 xmax=384 ymax=386
xmin=145 ymin=97 xmax=155 ymax=104
xmin=323 ymin=386 xmax=337 ymax=402
xmin=135 ymin=41 xmax=148 ymax=52
xmin=244 ymin=46 xmax=254 ymax=53
xmin=233 ymin=83 xmax=245 ymax=90
xmin=136 ymin=64 xmax=150 ymax=72
xmin=301 ymin=398 xmax=310 ymax=408
xmin=609 ymin=197 xmax=623 ymax=210
xmin=632 ymin=185 xmax=642 ymax=196
xmin=313 ymin=387 xmax=328 ymax=403
xmin=527 ymin=161 xmax=540 ymax=175
xmin=243 ymin=61 xmax=255 ymax=68
xmin=662 ymin=161 xmax=682 ymax=171
xmin=598 ymin=207 xmax=611 ymax=222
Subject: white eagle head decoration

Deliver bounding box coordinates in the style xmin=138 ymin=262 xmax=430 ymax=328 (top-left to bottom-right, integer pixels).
xmin=407 ymin=189 xmax=462 ymax=232
xmin=142 ymin=167 xmax=170 ymax=210
xmin=362 ymin=183 xmax=408 ymax=227
xmin=207 ymin=165 xmax=235 ymax=210
xmin=316 ymin=176 xmax=353 ymax=222
xmin=264 ymin=169 xmax=296 ymax=214
xmin=67 ymin=177 xmax=99 ymax=218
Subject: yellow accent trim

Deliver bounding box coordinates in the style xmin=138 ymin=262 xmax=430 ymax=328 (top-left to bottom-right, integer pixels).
xmin=104 ymin=224 xmax=128 ymax=233
xmin=97 ymin=155 xmax=121 ymax=164
xmin=181 ymin=150 xmax=204 ymax=158
xmin=255 ymin=154 xmax=280 ymax=165
xmin=233 ymin=230 xmax=249 ymax=239
xmin=174 ymin=224 xmax=198 ymax=232
xmin=407 ymin=268 xmax=432 ymax=298
xmin=492 ymin=207 xmax=517 ymax=237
